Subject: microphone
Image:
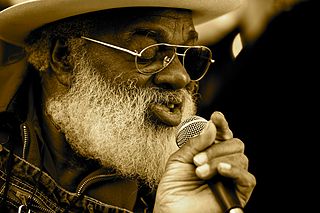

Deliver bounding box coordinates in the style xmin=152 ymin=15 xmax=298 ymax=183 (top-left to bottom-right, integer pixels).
xmin=176 ymin=115 xmax=244 ymax=213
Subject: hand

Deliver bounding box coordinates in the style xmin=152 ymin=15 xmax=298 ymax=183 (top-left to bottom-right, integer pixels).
xmin=153 ymin=112 xmax=256 ymax=213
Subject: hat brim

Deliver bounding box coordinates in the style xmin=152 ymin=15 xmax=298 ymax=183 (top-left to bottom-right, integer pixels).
xmin=0 ymin=0 xmax=243 ymax=46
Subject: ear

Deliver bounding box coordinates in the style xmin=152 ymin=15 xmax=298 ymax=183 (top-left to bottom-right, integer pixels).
xmin=50 ymin=39 xmax=73 ymax=87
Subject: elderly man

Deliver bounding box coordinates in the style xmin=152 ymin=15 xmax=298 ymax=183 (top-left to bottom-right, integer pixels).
xmin=0 ymin=0 xmax=255 ymax=212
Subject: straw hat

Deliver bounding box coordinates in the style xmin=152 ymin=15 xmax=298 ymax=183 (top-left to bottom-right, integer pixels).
xmin=0 ymin=0 xmax=246 ymax=46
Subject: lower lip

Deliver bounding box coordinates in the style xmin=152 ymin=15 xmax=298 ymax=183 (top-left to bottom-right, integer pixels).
xmin=149 ymin=103 xmax=182 ymax=126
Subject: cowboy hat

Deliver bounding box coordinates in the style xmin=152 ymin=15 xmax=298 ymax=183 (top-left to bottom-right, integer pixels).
xmin=0 ymin=0 xmax=246 ymax=47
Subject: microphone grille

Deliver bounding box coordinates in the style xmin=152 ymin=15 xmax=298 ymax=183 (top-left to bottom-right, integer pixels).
xmin=176 ymin=115 xmax=208 ymax=148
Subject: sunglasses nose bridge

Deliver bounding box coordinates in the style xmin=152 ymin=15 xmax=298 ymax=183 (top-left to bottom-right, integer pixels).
xmin=162 ymin=55 xmax=172 ymax=67
xmin=157 ymin=45 xmax=177 ymax=69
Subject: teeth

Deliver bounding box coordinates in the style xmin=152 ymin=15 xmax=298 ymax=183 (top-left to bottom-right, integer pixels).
xmin=167 ymin=103 xmax=175 ymax=109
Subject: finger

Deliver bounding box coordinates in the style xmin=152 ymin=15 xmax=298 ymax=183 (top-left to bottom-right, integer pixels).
xmin=217 ymin=163 xmax=256 ymax=205
xmin=193 ymin=138 xmax=244 ymax=166
xmin=217 ymin=162 xmax=256 ymax=187
xmin=195 ymin=153 xmax=249 ymax=179
xmin=211 ymin=111 xmax=233 ymax=141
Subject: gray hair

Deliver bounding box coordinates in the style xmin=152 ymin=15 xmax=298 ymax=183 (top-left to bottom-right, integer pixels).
xmin=24 ymin=15 xmax=94 ymax=72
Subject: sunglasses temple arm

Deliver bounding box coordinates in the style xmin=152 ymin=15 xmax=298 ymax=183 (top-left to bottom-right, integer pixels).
xmin=81 ymin=36 xmax=141 ymax=57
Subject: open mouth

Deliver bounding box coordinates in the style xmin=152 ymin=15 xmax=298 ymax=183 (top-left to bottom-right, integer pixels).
xmin=149 ymin=100 xmax=183 ymax=126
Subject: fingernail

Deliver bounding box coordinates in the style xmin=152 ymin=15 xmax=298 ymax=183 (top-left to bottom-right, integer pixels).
xmin=196 ymin=164 xmax=210 ymax=177
xmin=194 ymin=152 xmax=208 ymax=166
xmin=211 ymin=111 xmax=224 ymax=121
xmin=218 ymin=162 xmax=231 ymax=171
xmin=215 ymin=111 xmax=225 ymax=119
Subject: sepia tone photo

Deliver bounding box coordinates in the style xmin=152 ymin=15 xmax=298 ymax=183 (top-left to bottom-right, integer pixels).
xmin=0 ymin=0 xmax=316 ymax=212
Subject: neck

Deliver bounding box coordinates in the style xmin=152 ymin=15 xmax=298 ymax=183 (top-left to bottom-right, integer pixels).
xmin=39 ymin=99 xmax=100 ymax=191
xmin=37 ymin=69 xmax=99 ymax=190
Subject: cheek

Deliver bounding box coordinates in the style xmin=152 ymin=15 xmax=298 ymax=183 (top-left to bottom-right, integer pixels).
xmin=89 ymin=50 xmax=152 ymax=86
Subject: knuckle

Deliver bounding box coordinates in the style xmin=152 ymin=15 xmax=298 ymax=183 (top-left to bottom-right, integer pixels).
xmin=233 ymin=138 xmax=245 ymax=152
xmin=248 ymin=173 xmax=257 ymax=188
xmin=229 ymin=154 xmax=248 ymax=168
xmin=241 ymin=154 xmax=249 ymax=169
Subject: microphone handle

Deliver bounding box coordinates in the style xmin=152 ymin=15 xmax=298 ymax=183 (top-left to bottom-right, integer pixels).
xmin=207 ymin=175 xmax=244 ymax=213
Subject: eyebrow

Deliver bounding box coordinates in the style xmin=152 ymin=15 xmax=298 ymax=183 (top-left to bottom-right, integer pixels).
xmin=128 ymin=26 xmax=198 ymax=45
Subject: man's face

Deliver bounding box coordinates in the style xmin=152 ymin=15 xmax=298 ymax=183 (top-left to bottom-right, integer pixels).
xmin=46 ymin=8 xmax=198 ymax=188
xmin=83 ymin=8 xmax=198 ymax=126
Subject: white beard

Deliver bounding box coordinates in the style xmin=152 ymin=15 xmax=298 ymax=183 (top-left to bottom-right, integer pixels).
xmin=45 ymin=56 xmax=196 ymax=189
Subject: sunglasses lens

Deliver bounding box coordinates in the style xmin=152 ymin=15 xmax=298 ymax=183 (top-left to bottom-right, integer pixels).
xmin=184 ymin=47 xmax=212 ymax=81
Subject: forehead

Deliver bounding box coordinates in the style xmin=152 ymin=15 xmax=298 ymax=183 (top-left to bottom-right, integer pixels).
xmin=89 ymin=7 xmax=196 ymax=38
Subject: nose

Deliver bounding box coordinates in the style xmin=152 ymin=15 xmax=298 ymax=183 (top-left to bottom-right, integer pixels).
xmin=153 ymin=57 xmax=191 ymax=90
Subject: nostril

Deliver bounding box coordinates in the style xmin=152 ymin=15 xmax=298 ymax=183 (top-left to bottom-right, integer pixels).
xmin=156 ymin=82 xmax=174 ymax=90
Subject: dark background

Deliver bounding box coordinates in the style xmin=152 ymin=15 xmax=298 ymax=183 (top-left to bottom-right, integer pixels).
xmin=199 ymin=1 xmax=318 ymax=212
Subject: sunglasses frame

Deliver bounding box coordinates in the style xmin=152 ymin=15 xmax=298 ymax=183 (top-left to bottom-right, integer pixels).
xmin=81 ymin=36 xmax=215 ymax=81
